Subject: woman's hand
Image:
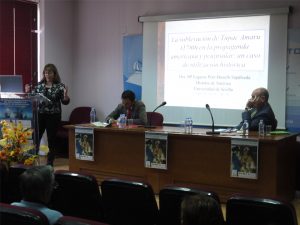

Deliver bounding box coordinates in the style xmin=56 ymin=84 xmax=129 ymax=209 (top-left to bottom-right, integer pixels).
xmin=63 ymin=86 xmax=70 ymax=101
xmin=24 ymin=84 xmax=31 ymax=93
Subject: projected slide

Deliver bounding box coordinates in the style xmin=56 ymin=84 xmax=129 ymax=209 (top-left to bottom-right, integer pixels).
xmin=162 ymin=16 xmax=270 ymax=109
xmin=142 ymin=9 xmax=288 ymax=127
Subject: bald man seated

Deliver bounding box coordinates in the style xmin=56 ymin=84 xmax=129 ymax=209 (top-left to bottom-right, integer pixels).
xmin=237 ymin=87 xmax=277 ymax=131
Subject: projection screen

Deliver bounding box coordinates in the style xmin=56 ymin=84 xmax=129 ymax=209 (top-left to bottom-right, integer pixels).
xmin=140 ymin=8 xmax=289 ymax=128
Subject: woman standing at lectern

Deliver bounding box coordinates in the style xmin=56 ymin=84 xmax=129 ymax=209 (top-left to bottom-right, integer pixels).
xmin=25 ymin=64 xmax=70 ymax=166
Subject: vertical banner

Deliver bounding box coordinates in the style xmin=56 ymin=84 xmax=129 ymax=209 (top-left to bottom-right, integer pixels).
xmin=286 ymin=29 xmax=300 ymax=132
xmin=75 ymin=127 xmax=94 ymax=161
xmin=123 ymin=34 xmax=143 ymax=100
xmin=230 ymin=138 xmax=258 ymax=179
xmin=145 ymin=131 xmax=168 ymax=169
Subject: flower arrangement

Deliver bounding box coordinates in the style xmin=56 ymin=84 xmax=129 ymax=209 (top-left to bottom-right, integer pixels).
xmin=0 ymin=120 xmax=37 ymax=166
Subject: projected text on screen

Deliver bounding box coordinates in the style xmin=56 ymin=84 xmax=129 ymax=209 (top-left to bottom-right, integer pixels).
xmin=160 ymin=16 xmax=270 ymax=109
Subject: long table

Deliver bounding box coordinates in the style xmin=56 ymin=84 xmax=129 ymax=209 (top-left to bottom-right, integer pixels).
xmin=67 ymin=125 xmax=297 ymax=202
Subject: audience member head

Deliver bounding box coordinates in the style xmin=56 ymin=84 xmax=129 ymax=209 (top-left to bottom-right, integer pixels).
xmin=247 ymin=87 xmax=269 ymax=109
xmin=41 ymin=63 xmax=61 ymax=84
xmin=181 ymin=194 xmax=224 ymax=225
xmin=121 ymin=90 xmax=136 ymax=109
xmin=19 ymin=165 xmax=55 ymax=204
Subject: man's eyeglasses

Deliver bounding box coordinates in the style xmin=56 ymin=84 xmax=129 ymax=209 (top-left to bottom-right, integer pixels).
xmin=250 ymin=95 xmax=258 ymax=101
xmin=250 ymin=95 xmax=265 ymax=101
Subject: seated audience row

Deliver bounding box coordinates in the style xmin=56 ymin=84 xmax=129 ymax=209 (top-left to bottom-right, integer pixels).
xmin=4 ymin=165 xmax=296 ymax=225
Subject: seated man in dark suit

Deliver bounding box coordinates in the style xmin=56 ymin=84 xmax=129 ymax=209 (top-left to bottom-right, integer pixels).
xmin=105 ymin=90 xmax=148 ymax=125
xmin=237 ymin=87 xmax=277 ymax=131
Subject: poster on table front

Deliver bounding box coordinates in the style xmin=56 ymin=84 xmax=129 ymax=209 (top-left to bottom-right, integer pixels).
xmin=230 ymin=138 xmax=258 ymax=179
xmin=145 ymin=131 xmax=168 ymax=170
xmin=75 ymin=127 xmax=94 ymax=161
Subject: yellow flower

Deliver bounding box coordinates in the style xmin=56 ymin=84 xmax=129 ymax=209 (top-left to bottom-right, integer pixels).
xmin=0 ymin=138 xmax=7 ymax=147
xmin=24 ymin=156 xmax=37 ymax=166
xmin=17 ymin=121 xmax=23 ymax=130
xmin=0 ymin=120 xmax=36 ymax=166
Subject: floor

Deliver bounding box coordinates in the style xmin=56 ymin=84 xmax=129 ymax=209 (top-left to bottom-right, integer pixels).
xmin=53 ymin=157 xmax=300 ymax=223
xmin=53 ymin=156 xmax=69 ymax=171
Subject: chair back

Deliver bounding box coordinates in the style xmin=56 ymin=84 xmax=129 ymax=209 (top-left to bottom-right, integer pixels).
xmin=147 ymin=112 xmax=164 ymax=126
xmin=69 ymin=107 xmax=92 ymax=124
xmin=0 ymin=162 xmax=9 ymax=202
xmin=55 ymin=216 xmax=109 ymax=225
xmin=50 ymin=170 xmax=104 ymax=222
xmin=226 ymin=195 xmax=298 ymax=225
xmin=0 ymin=202 xmax=49 ymax=225
xmin=55 ymin=106 xmax=92 ymax=155
xmin=3 ymin=164 xmax=28 ymax=203
xmin=159 ymin=185 xmax=223 ymax=225
xmin=101 ymin=178 xmax=159 ymax=225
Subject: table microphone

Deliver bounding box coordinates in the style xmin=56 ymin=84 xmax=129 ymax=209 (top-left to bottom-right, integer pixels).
xmin=144 ymin=101 xmax=166 ymax=129
xmin=205 ymin=104 xmax=220 ymax=135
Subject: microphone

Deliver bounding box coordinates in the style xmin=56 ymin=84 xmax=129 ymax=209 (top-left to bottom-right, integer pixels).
xmin=29 ymin=72 xmax=37 ymax=91
xmin=144 ymin=101 xmax=166 ymax=129
xmin=153 ymin=101 xmax=166 ymax=112
xmin=205 ymin=104 xmax=220 ymax=135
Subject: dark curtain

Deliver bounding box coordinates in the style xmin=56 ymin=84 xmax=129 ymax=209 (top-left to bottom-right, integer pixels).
xmin=0 ymin=0 xmax=38 ymax=90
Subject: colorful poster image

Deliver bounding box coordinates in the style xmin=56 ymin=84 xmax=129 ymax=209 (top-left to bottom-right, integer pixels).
xmin=145 ymin=131 xmax=168 ymax=170
xmin=230 ymin=138 xmax=258 ymax=179
xmin=0 ymin=98 xmax=33 ymax=133
xmin=75 ymin=127 xmax=94 ymax=161
xmin=0 ymin=98 xmax=33 ymax=121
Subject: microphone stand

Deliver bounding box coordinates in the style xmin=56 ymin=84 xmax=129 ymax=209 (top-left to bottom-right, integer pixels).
xmin=206 ymin=104 xmax=220 ymax=135
xmin=144 ymin=115 xmax=156 ymax=129
xmin=144 ymin=101 xmax=166 ymax=129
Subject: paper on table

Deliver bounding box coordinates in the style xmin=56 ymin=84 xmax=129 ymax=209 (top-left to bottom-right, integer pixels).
xmin=215 ymin=128 xmax=238 ymax=133
xmin=91 ymin=121 xmax=110 ymax=127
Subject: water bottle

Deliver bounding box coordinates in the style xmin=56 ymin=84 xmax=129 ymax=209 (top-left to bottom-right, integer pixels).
xmin=184 ymin=117 xmax=193 ymax=134
xmin=184 ymin=118 xmax=189 ymax=133
xmin=242 ymin=120 xmax=249 ymax=136
xmin=189 ymin=117 xmax=193 ymax=133
xmin=258 ymin=119 xmax=265 ymax=136
xmin=90 ymin=107 xmax=96 ymax=123
xmin=118 ymin=114 xmax=127 ymax=128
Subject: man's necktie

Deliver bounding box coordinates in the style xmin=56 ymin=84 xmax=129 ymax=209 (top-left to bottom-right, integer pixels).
xmin=250 ymin=109 xmax=257 ymax=118
xmin=127 ymin=108 xmax=132 ymax=119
